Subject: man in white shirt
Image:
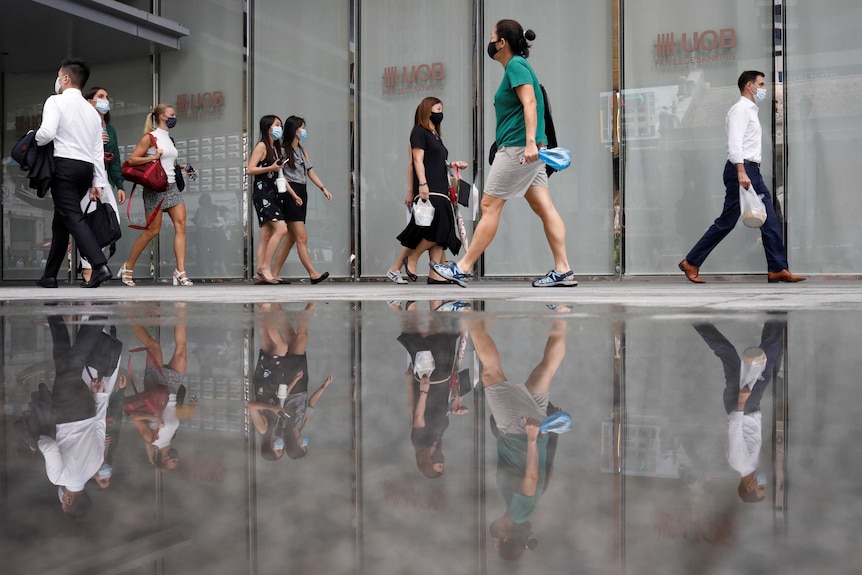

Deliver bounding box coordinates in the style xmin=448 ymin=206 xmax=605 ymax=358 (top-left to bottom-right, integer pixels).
xmin=36 ymin=58 xmax=112 ymax=288
xmin=679 ymin=70 xmax=805 ymax=284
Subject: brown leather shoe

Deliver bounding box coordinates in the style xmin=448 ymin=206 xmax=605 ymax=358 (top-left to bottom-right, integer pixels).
xmin=767 ymin=269 xmax=807 ymax=283
xmin=678 ymin=259 xmax=706 ymax=283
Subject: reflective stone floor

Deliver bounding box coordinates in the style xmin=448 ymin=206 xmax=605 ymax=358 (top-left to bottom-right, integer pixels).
xmin=2 ymin=284 xmax=862 ymax=574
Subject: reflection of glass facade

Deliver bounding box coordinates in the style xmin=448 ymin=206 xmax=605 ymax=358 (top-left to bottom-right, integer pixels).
xmin=2 ymin=1 xmax=862 ymax=281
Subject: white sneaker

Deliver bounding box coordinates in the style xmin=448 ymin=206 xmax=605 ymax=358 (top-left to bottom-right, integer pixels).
xmin=387 ymin=269 xmax=408 ymax=284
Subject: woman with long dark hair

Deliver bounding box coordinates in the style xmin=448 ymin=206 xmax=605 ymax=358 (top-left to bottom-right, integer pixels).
xmin=80 ymin=86 xmax=125 ymax=283
xmin=272 ymin=115 xmax=332 ymax=284
xmin=246 ymin=115 xmax=290 ymax=284
xmin=391 ymin=97 xmax=468 ymax=284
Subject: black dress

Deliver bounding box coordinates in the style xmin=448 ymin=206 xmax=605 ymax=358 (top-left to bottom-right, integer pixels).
xmin=252 ymin=155 xmax=285 ymax=227
xmin=396 ymin=127 xmax=461 ymax=255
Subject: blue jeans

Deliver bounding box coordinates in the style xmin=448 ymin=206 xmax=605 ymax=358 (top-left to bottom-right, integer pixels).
xmin=685 ymin=162 xmax=788 ymax=273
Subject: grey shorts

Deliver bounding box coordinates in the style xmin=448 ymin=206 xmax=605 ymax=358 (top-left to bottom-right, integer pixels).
xmin=484 ymin=380 xmax=549 ymax=434
xmin=484 ymin=146 xmax=549 ymax=200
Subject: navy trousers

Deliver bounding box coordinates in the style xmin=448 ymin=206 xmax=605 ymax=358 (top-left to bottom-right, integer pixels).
xmin=685 ymin=162 xmax=788 ymax=273
xmin=43 ymin=157 xmax=107 ymax=279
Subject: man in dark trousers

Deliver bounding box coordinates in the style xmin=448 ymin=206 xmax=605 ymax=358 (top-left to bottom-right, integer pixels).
xmin=679 ymin=70 xmax=805 ymax=284
xmin=36 ymin=58 xmax=112 ymax=288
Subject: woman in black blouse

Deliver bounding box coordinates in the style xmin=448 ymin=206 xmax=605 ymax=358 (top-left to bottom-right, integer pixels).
xmin=393 ymin=97 xmax=468 ymax=284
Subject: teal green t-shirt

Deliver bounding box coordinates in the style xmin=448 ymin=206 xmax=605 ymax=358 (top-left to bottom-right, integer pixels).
xmin=496 ymin=434 xmax=549 ymax=524
xmin=494 ymin=56 xmax=546 ymax=148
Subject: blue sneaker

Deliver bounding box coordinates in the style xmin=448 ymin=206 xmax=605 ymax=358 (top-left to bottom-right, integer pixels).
xmin=430 ymin=262 xmax=472 ymax=288
xmin=435 ymin=300 xmax=472 ymax=312
xmin=532 ymin=269 xmax=577 ymax=287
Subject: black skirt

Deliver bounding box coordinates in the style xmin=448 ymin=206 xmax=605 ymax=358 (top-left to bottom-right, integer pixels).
xmin=396 ymin=193 xmax=461 ymax=256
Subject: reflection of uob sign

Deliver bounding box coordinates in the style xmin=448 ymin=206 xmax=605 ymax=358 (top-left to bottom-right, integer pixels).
xmin=654 ymin=28 xmax=736 ymax=67
xmin=382 ymin=62 xmax=445 ymax=96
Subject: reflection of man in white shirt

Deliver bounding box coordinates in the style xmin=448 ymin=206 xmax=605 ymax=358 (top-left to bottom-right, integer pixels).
xmin=693 ymin=320 xmax=786 ymax=503
xmin=36 ymin=317 xmax=118 ymax=518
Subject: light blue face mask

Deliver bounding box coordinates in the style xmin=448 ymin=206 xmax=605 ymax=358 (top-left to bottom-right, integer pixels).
xmin=95 ymin=99 xmax=110 ymax=114
xmin=273 ymin=437 xmax=285 ymax=450
xmin=299 ymin=128 xmax=307 ymax=141
xmin=271 ymin=126 xmax=283 ymax=140
xmin=301 ymin=436 xmax=308 ymax=448
xmin=756 ymin=472 xmax=767 ymax=485
xmin=98 ymin=463 xmax=112 ymax=479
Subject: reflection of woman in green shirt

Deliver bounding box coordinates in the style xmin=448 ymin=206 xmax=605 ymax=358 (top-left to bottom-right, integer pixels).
xmin=466 ymin=315 xmax=567 ymax=561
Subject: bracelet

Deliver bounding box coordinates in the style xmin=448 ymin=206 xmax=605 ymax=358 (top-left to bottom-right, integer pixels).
xmin=420 ymin=391 xmax=428 ymax=394
xmin=419 ymin=182 xmax=428 ymax=187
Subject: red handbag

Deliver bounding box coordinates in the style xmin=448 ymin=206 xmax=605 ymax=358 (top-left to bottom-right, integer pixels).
xmin=121 ymin=134 xmax=168 ymax=193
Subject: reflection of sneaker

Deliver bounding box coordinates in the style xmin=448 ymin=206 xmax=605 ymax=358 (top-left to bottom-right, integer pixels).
xmin=435 ymin=300 xmax=472 ymax=312
xmin=387 ymin=269 xmax=408 ymax=284
xmin=532 ymin=269 xmax=577 ymax=287
xmin=430 ymin=262 xmax=472 ymax=288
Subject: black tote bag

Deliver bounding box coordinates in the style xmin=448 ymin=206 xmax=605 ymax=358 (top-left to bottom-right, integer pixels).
xmin=83 ymin=199 xmax=122 ymax=249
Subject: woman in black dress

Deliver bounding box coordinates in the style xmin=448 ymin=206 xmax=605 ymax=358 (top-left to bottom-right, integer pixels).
xmin=396 ymin=97 xmax=468 ymax=284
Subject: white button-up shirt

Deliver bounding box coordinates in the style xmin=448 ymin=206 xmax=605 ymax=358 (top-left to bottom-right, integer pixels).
xmin=726 ymin=96 xmax=762 ymax=165
xmin=35 ymin=87 xmax=109 ymax=189
xmin=726 ymin=410 xmax=761 ymax=477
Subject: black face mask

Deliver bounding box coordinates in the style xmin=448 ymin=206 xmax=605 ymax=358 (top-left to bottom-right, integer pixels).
xmin=430 ymin=112 xmax=444 ymax=125
xmin=487 ymin=40 xmax=501 ymax=60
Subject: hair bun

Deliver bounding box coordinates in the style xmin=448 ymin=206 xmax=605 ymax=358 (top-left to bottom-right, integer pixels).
xmin=524 ymin=29 xmax=536 ymax=41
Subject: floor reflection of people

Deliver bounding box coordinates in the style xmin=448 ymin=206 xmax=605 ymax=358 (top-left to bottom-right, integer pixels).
xmin=14 ymin=315 xmax=122 ymax=517
xmin=126 ymin=306 xmax=190 ymax=471
xmin=248 ymin=303 xmax=333 ymax=461
xmin=693 ymin=320 xmax=786 ymax=503
xmin=397 ymin=304 xmax=471 ymax=478
xmin=468 ymin=316 xmax=567 ymax=560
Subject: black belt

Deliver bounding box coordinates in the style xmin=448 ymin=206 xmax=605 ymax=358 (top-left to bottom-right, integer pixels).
xmin=728 ymin=160 xmax=760 ymax=168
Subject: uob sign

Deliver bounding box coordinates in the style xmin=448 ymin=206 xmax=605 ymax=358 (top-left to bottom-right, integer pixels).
xmin=655 ymin=28 xmax=737 ymax=68
xmin=382 ymin=62 xmax=445 ymax=96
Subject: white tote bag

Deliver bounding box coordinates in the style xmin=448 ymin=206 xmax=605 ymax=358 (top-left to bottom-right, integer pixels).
xmin=739 ymin=185 xmax=767 ymax=228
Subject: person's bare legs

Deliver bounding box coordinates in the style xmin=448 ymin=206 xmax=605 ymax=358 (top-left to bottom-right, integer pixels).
xmin=465 ymin=318 xmax=507 ymax=389
xmin=524 ymin=185 xmax=571 ymax=273
xmin=283 ymin=221 xmax=324 ymax=280
xmin=523 ymin=319 xmax=567 ymax=396
xmin=165 ymin=204 xmax=188 ymax=273
xmin=258 ymin=303 xmax=288 ymax=356
xmin=389 ymin=245 xmax=413 ymax=275
xmin=124 ymin=209 xmax=164 ymax=273
xmin=456 ymin=195 xmax=506 ymax=273
xmin=256 ymin=221 xmax=287 ymax=280
xmin=408 ymin=239 xmax=445 ymax=280
xmin=272 ymin=228 xmax=294 ymax=279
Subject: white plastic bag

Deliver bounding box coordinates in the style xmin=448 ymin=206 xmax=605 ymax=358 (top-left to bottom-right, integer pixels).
xmin=739 ymin=185 xmax=767 ymax=228
xmin=413 ymin=199 xmax=435 ymax=226
xmin=739 ymin=347 xmax=767 ymax=389
xmin=413 ymin=351 xmax=436 ymax=378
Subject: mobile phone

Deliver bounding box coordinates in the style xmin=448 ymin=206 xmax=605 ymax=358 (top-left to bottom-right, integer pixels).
xmin=185 ymin=163 xmax=197 ymax=181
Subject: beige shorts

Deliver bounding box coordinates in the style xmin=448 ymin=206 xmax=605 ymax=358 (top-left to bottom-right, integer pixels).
xmin=484 ymin=380 xmax=549 ymax=434
xmin=484 ymin=146 xmax=549 ymax=200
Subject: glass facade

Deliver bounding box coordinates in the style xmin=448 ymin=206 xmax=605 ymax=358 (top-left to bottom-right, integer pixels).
xmin=2 ymin=0 xmax=862 ymax=281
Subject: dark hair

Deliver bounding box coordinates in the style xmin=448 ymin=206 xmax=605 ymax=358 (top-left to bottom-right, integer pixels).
xmin=495 ymin=20 xmax=536 ymax=58
xmin=84 ymin=86 xmax=111 ymax=124
xmin=282 ymin=115 xmax=306 ymax=170
xmin=737 ymin=70 xmax=765 ymax=93
xmin=413 ymin=97 xmax=443 ymax=138
xmin=258 ymin=115 xmax=281 ymax=165
xmin=60 ymin=58 xmax=90 ymax=89
xmin=63 ymin=490 xmax=93 ymax=519
xmin=490 ymin=519 xmax=538 ymax=560
xmin=415 ymin=440 xmax=444 ymax=478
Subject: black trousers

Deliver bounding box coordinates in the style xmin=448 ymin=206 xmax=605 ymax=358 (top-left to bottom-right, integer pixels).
xmin=43 ymin=157 xmax=106 ymax=279
xmin=49 ymin=315 xmax=102 ymax=424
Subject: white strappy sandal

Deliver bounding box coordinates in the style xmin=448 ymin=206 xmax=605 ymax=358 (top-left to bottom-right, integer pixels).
xmin=172 ymin=269 xmax=193 ymax=286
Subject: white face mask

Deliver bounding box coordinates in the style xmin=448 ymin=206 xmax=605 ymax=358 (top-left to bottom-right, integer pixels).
xmin=754 ymin=87 xmax=767 ymax=104
xmin=54 ymin=76 xmax=64 ymax=94
xmin=95 ymin=99 xmax=110 ymax=114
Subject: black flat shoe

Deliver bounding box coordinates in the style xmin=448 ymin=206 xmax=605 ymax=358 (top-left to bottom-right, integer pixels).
xmin=80 ymin=264 xmax=112 ymax=288
xmin=36 ymin=276 xmax=58 ymax=288
xmin=427 ymin=278 xmax=454 ymax=284
xmin=310 ymin=272 xmax=330 ymax=284
xmin=402 ymin=257 xmax=418 ymax=282
xmin=277 ymin=278 xmax=291 ymax=285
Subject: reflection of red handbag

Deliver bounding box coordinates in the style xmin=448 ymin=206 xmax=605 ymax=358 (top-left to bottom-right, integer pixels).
xmin=122 ymin=346 xmax=169 ymax=417
xmin=121 ymin=134 xmax=168 ymax=192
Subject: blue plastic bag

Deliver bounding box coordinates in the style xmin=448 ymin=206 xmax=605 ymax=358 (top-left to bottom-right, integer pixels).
xmin=539 ymin=411 xmax=572 ymax=434
xmin=538 ymin=147 xmax=571 ymax=171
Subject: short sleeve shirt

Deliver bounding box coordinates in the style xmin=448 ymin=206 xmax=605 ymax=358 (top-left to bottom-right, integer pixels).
xmin=282 ymin=146 xmax=312 ymax=184
xmin=410 ymin=126 xmax=449 ymax=194
xmin=494 ymin=56 xmax=546 ymax=148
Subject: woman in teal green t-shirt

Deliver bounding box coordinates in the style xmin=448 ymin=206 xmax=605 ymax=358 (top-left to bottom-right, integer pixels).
xmin=431 ymin=19 xmax=577 ymax=289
